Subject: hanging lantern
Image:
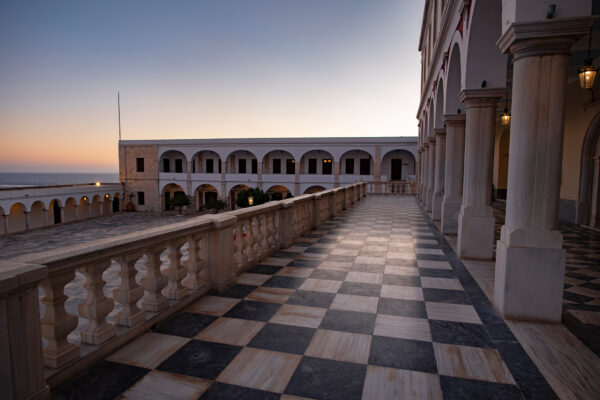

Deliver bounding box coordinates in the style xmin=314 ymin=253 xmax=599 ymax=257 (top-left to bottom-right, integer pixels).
xmin=501 ymin=108 xmax=511 ymax=126
xmin=579 ymin=62 xmax=597 ymax=89
xmin=579 ymin=28 xmax=597 ymax=89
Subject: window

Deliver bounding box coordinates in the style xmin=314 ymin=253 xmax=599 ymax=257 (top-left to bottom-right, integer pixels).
xmin=136 ymin=158 xmax=144 ymax=172
xmin=360 ymin=158 xmax=370 ymax=175
xmin=345 ymin=159 xmax=354 ymax=174
xmin=238 ymin=159 xmax=247 ymax=173
xmin=252 ymin=159 xmax=258 ymax=174
xmin=286 ymin=159 xmax=295 ymax=174
xmin=308 ymin=158 xmax=317 ymax=174
xmin=137 ymin=192 xmax=145 ymax=205
xmin=322 ymin=159 xmax=332 ymax=175
xmin=163 ymin=158 xmax=170 ymax=172
xmin=273 ymin=159 xmax=281 ymax=174
xmin=218 ymin=161 xmax=222 ymax=173
xmin=206 ymin=159 xmax=214 ymax=173
xmin=175 ymin=159 xmax=183 ymax=173
xmin=192 ymin=160 xmax=196 ymax=173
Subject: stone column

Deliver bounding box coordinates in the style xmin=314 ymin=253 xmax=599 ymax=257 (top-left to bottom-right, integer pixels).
xmin=441 ymin=114 xmax=466 ymax=234
xmin=421 ymin=144 xmax=429 ymax=206
xmin=432 ymin=128 xmax=446 ymax=221
xmin=374 ymin=146 xmax=382 ymax=184
xmin=220 ymin=160 xmax=227 ymax=201
xmin=74 ymin=205 xmax=79 ymax=220
xmin=417 ymin=148 xmax=423 ymax=200
xmin=457 ymin=88 xmax=504 ymax=259
xmin=426 ymin=138 xmax=436 ymax=212
xmin=333 ymin=162 xmax=340 ymax=188
xmin=186 ymin=161 xmax=192 ymax=196
xmin=494 ymin=18 xmax=594 ymax=322
xmin=257 ymin=162 xmax=263 ymax=189
xmin=60 ymin=207 xmax=65 ymax=223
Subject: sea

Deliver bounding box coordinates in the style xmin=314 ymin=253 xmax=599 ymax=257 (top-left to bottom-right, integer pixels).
xmin=0 ymin=172 xmax=120 ymax=188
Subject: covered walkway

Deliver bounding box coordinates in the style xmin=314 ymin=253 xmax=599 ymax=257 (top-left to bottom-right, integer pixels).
xmin=51 ymin=196 xmax=600 ymax=399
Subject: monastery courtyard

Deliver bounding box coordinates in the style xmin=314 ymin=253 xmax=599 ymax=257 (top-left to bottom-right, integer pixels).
xmin=8 ymin=196 xmax=594 ymax=399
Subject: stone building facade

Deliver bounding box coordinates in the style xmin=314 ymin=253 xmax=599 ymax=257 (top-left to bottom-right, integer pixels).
xmin=119 ymin=137 xmax=417 ymax=212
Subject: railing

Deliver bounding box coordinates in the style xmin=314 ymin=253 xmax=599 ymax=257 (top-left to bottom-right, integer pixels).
xmin=0 ymin=182 xmax=366 ymax=400
xmin=366 ymin=181 xmax=417 ymax=195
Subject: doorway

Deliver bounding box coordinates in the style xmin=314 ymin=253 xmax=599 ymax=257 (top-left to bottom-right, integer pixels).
xmin=391 ymin=159 xmax=402 ymax=180
xmin=53 ymin=201 xmax=61 ymax=224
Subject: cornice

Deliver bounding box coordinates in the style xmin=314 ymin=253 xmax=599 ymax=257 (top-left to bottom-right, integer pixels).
xmin=443 ymin=113 xmax=466 ymax=126
xmin=497 ymin=16 xmax=596 ymax=55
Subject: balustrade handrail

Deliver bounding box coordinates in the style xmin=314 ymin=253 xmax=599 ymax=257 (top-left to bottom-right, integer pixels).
xmin=1 ymin=182 xmax=367 ymax=400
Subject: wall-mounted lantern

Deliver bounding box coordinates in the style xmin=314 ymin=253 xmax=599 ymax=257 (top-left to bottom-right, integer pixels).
xmin=579 ymin=28 xmax=597 ymax=89
xmin=248 ymin=196 xmax=254 ymax=206
xmin=501 ymin=96 xmax=511 ymax=126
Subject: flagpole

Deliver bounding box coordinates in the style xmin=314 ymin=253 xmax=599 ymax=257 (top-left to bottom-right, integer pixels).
xmin=118 ymin=91 xmax=122 ymax=141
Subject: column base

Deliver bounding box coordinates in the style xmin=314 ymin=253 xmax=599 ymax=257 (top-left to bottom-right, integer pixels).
xmin=441 ymin=199 xmax=461 ymax=234
xmin=457 ymin=212 xmax=494 ymax=259
xmin=494 ymin=240 xmax=565 ymax=322
xmin=432 ymin=193 xmax=443 ymax=221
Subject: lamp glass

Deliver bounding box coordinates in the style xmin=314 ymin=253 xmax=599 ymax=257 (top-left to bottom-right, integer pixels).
xmin=501 ymin=110 xmax=511 ymax=126
xmin=248 ymin=196 xmax=254 ymax=206
xmin=579 ymin=65 xmax=597 ymax=89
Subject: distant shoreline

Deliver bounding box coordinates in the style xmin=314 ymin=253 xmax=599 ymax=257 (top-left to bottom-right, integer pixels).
xmin=0 ymin=172 xmax=119 ymax=187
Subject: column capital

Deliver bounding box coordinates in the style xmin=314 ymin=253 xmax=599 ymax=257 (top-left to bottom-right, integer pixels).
xmin=443 ymin=113 xmax=466 ymax=127
xmin=434 ymin=128 xmax=446 ymax=136
xmin=497 ymin=17 xmax=596 ymax=60
xmin=424 ymin=142 xmax=430 ymax=148
xmin=428 ymin=137 xmax=436 ymax=144
xmin=459 ymin=88 xmax=505 ymax=108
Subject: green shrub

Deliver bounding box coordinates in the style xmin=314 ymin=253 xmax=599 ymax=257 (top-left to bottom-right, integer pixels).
xmin=236 ymin=187 xmax=269 ymax=208
xmin=167 ymin=193 xmax=191 ymax=214
xmin=206 ymin=198 xmax=227 ymax=213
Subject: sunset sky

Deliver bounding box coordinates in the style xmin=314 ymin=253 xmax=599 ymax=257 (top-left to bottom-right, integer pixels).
xmin=0 ymin=0 xmax=423 ymax=173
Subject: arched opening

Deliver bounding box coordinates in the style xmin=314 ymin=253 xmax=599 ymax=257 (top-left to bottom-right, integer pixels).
xmin=79 ymin=196 xmax=90 ymax=220
xmin=0 ymin=207 xmax=5 ymax=235
xmin=160 ymin=150 xmax=188 ymax=173
xmin=578 ymin=112 xmax=600 ymax=227
xmin=382 ymin=150 xmax=416 ymax=181
xmin=192 ymin=150 xmax=221 ymax=174
xmin=300 ymin=150 xmax=334 ymax=175
xmin=7 ymin=203 xmax=27 ymax=233
xmin=446 ymin=42 xmax=463 ymax=114
xmin=434 ymin=78 xmax=444 ymax=129
xmin=195 ymin=184 xmax=219 ymax=210
xmin=340 ymin=150 xmax=373 ymax=179
xmin=226 ymin=150 xmax=257 ymax=174
xmin=29 ymin=201 xmax=46 ymax=230
xmin=49 ymin=199 xmax=62 ymax=224
xmin=304 ymin=185 xmax=326 ymax=195
xmin=263 ymin=150 xmax=295 ymax=175
xmin=102 ymin=194 xmax=112 ymax=215
xmin=161 ymin=183 xmax=186 ymax=211
xmin=464 ymin=0 xmax=506 ymax=90
xmin=64 ymin=198 xmax=77 ymax=223
xmin=112 ymin=193 xmax=121 ymax=212
xmin=266 ymin=185 xmax=292 ymax=201
xmin=90 ymin=195 xmax=101 ymax=218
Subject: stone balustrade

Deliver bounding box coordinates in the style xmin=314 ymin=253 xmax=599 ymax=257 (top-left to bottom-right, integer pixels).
xmin=366 ymin=181 xmax=417 ymax=195
xmin=1 ymin=182 xmax=366 ymax=399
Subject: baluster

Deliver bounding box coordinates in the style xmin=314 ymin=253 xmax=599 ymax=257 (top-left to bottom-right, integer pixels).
xmin=259 ymin=214 xmax=269 ymax=256
xmin=243 ymin=220 xmax=253 ymax=263
xmin=40 ymin=270 xmax=79 ymax=368
xmin=78 ymin=259 xmax=116 ymax=345
xmin=232 ymin=225 xmax=243 ymax=271
xmin=114 ymin=251 xmax=145 ymax=327
xmin=165 ymin=238 xmax=189 ymax=300
xmin=183 ymin=233 xmax=207 ymax=290
xmin=269 ymin=211 xmax=278 ymax=249
xmin=251 ymin=216 xmax=261 ymax=259
xmin=141 ymin=244 xmax=169 ymax=312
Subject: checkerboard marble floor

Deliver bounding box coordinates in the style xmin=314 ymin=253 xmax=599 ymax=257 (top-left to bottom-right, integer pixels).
xmin=54 ymin=197 xmax=557 ymax=400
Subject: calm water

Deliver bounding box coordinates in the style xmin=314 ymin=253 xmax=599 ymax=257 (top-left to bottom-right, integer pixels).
xmin=0 ymin=172 xmax=119 ymax=187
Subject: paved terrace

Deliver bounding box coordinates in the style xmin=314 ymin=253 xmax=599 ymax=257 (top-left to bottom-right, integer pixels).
xmin=47 ymin=196 xmax=599 ymax=399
